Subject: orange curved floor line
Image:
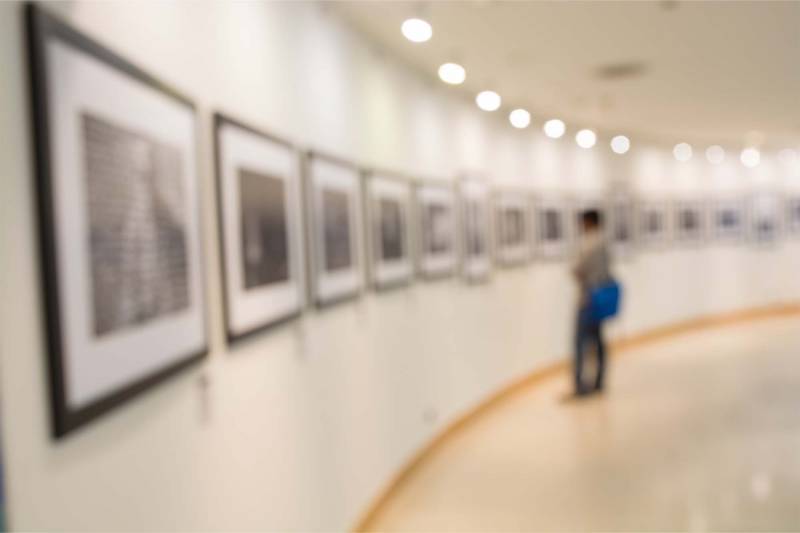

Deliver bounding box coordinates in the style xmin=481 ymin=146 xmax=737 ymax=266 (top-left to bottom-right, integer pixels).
xmin=352 ymin=302 xmax=800 ymax=532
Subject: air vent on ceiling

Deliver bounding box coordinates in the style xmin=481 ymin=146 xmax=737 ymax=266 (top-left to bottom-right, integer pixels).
xmin=594 ymin=61 xmax=648 ymax=81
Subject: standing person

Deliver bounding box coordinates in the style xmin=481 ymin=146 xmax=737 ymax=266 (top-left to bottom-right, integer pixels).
xmin=571 ymin=209 xmax=612 ymax=396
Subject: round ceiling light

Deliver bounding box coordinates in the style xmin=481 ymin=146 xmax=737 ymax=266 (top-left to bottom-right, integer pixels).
xmin=476 ymin=90 xmax=501 ymax=111
xmin=401 ymin=18 xmax=432 ymax=43
xmin=610 ymin=135 xmax=630 ymax=154
xmin=509 ymin=109 xmax=531 ymax=129
xmin=438 ymin=63 xmax=465 ymax=85
xmin=543 ymin=119 xmax=565 ymax=139
xmin=741 ymin=147 xmax=760 ymax=168
xmin=673 ymin=142 xmax=693 ymax=162
xmin=575 ymin=129 xmax=597 ymax=149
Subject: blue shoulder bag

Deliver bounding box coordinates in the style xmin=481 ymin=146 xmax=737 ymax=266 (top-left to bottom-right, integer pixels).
xmin=589 ymin=279 xmax=622 ymax=323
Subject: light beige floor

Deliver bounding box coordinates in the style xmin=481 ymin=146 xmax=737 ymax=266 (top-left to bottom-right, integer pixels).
xmin=366 ymin=317 xmax=800 ymax=531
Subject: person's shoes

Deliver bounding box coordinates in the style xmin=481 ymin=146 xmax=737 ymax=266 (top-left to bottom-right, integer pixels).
xmin=560 ymin=389 xmax=590 ymax=403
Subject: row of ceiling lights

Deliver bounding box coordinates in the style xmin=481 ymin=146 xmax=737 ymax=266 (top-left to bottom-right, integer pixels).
xmin=400 ymin=17 xmax=796 ymax=169
xmin=402 ymin=19 xmax=629 ymax=155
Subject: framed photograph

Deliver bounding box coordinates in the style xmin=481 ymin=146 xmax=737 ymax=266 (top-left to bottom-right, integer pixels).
xmin=712 ymin=197 xmax=747 ymax=242
xmin=305 ymin=152 xmax=364 ymax=306
xmin=214 ymin=114 xmax=304 ymax=339
xmin=366 ymin=173 xmax=414 ymax=289
xmin=460 ymin=179 xmax=492 ymax=282
xmin=416 ymin=183 xmax=458 ymax=278
xmin=607 ymin=193 xmax=636 ymax=255
xmin=28 ymin=5 xmax=207 ymax=437
xmin=674 ymin=200 xmax=707 ymax=244
xmin=494 ymin=191 xmax=531 ymax=266
xmin=637 ymin=200 xmax=670 ymax=248
xmin=749 ymin=193 xmax=781 ymax=245
xmin=785 ymin=195 xmax=800 ymax=236
xmin=535 ymin=197 xmax=571 ymax=259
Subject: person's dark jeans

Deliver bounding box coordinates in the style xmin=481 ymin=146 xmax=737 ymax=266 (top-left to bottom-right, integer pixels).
xmin=574 ymin=306 xmax=606 ymax=395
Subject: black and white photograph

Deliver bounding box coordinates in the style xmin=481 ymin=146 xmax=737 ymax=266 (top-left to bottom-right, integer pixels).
xmin=416 ymin=184 xmax=457 ymax=278
xmin=637 ymin=201 xmax=670 ymax=247
xmin=28 ymin=6 xmax=207 ymax=437
xmin=306 ymin=152 xmax=364 ymax=306
xmin=607 ymin=194 xmax=636 ymax=255
xmin=460 ymin=180 xmax=492 ymax=281
xmin=749 ymin=193 xmax=781 ymax=244
xmin=367 ymin=174 xmax=413 ymax=288
xmin=535 ymin=197 xmax=571 ymax=259
xmin=494 ymin=192 xmax=531 ymax=266
xmin=712 ymin=198 xmax=747 ymax=242
xmin=674 ymin=200 xmax=706 ymax=243
xmin=215 ymin=114 xmax=304 ymax=340
xmin=786 ymin=196 xmax=800 ymax=236
xmin=240 ymin=169 xmax=289 ymax=289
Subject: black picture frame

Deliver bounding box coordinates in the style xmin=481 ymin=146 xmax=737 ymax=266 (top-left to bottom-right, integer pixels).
xmin=213 ymin=113 xmax=305 ymax=341
xmin=711 ymin=197 xmax=748 ymax=243
xmin=303 ymin=150 xmax=366 ymax=308
xmin=27 ymin=4 xmax=208 ymax=438
xmin=458 ymin=178 xmax=492 ymax=283
xmin=493 ymin=190 xmax=532 ymax=267
xmin=673 ymin=199 xmax=707 ymax=245
xmin=364 ymin=170 xmax=415 ymax=290
xmin=637 ymin=200 xmax=670 ymax=249
xmin=606 ymin=193 xmax=637 ymax=256
xmin=785 ymin=195 xmax=800 ymax=236
xmin=414 ymin=180 xmax=459 ymax=280
xmin=749 ymin=193 xmax=782 ymax=245
xmin=534 ymin=196 xmax=572 ymax=260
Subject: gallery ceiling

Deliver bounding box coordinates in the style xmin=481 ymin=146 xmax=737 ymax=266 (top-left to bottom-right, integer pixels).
xmin=333 ymin=1 xmax=800 ymax=149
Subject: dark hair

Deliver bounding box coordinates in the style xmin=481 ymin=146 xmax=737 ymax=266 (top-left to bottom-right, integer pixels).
xmin=581 ymin=209 xmax=603 ymax=228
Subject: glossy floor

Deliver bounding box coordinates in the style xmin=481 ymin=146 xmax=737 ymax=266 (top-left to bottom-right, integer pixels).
xmin=365 ymin=316 xmax=800 ymax=531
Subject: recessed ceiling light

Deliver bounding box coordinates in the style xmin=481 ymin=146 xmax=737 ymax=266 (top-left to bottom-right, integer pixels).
xmin=401 ymin=18 xmax=432 ymax=43
xmin=438 ymin=62 xmax=465 ymax=85
xmin=543 ymin=119 xmax=565 ymax=139
xmin=476 ymin=90 xmax=501 ymax=111
xmin=509 ymin=109 xmax=531 ymax=129
xmin=673 ymin=142 xmax=692 ymax=162
xmin=706 ymin=145 xmax=725 ymax=165
xmin=575 ymin=129 xmax=596 ymax=149
xmin=610 ymin=135 xmax=630 ymax=154
xmin=741 ymin=147 xmax=760 ymax=168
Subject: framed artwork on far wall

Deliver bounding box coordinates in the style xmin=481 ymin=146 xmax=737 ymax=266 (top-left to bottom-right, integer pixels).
xmin=785 ymin=195 xmax=800 ymax=236
xmin=415 ymin=183 xmax=458 ymax=279
xmin=637 ymin=200 xmax=670 ymax=248
xmin=460 ymin=179 xmax=492 ymax=282
xmin=305 ymin=152 xmax=364 ymax=306
xmin=712 ymin=197 xmax=747 ymax=242
xmin=28 ymin=5 xmax=208 ymax=437
xmin=607 ymin=192 xmax=636 ymax=255
xmin=749 ymin=193 xmax=782 ymax=245
xmin=366 ymin=173 xmax=414 ymax=289
xmin=674 ymin=200 xmax=707 ymax=244
xmin=214 ymin=114 xmax=305 ymax=340
xmin=494 ymin=191 xmax=532 ymax=266
xmin=535 ymin=197 xmax=571 ymax=260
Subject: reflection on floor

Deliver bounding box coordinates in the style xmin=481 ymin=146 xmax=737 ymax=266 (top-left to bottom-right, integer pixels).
xmin=365 ymin=317 xmax=800 ymax=531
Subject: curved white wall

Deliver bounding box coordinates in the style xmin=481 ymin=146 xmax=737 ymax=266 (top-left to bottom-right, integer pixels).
xmin=1 ymin=1 xmax=800 ymax=530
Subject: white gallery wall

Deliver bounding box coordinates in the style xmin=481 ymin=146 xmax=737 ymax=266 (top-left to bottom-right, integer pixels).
xmin=1 ymin=1 xmax=800 ymax=530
